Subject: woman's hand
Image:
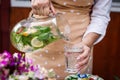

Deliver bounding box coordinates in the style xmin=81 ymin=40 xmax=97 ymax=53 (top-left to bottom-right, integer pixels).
xmin=74 ymin=42 xmax=91 ymax=72
xmin=75 ymin=32 xmax=100 ymax=72
xmin=31 ymin=0 xmax=55 ymax=16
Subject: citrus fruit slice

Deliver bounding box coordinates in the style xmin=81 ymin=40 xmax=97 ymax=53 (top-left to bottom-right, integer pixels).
xmin=31 ymin=37 xmax=44 ymax=47
xmin=21 ymin=32 xmax=29 ymax=36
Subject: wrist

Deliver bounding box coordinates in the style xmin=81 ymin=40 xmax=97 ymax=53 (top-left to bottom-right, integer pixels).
xmin=82 ymin=32 xmax=100 ymax=47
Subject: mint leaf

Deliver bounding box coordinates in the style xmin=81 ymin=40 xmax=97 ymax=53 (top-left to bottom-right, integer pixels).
xmin=38 ymin=32 xmax=50 ymax=40
xmin=34 ymin=26 xmax=51 ymax=33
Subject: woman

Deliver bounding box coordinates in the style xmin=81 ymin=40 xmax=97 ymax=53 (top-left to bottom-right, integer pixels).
xmin=26 ymin=0 xmax=112 ymax=79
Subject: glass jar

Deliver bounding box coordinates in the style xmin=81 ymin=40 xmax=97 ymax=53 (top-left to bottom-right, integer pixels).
xmin=10 ymin=13 xmax=70 ymax=53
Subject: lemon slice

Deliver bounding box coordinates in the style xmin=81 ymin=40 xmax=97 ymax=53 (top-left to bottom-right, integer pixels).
xmin=31 ymin=37 xmax=44 ymax=47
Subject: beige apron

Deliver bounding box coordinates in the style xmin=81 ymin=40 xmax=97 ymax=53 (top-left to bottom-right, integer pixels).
xmin=26 ymin=0 xmax=94 ymax=79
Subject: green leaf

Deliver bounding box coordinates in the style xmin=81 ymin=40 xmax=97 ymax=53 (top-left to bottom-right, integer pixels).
xmin=38 ymin=32 xmax=50 ymax=40
xmin=65 ymin=74 xmax=78 ymax=80
xmin=21 ymin=35 xmax=32 ymax=46
xmin=11 ymin=32 xmax=22 ymax=44
xmin=34 ymin=26 xmax=51 ymax=33
xmin=48 ymin=34 xmax=58 ymax=43
xmin=30 ymin=31 xmax=41 ymax=37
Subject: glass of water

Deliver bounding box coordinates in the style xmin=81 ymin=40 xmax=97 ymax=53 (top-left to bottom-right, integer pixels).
xmin=64 ymin=44 xmax=83 ymax=73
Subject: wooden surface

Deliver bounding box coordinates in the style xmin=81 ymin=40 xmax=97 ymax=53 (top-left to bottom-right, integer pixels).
xmin=93 ymin=12 xmax=120 ymax=80
xmin=0 ymin=1 xmax=1 ymax=51
xmin=1 ymin=7 xmax=120 ymax=79
xmin=0 ymin=0 xmax=10 ymax=52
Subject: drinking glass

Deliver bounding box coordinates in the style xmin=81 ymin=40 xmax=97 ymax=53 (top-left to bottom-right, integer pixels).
xmin=64 ymin=44 xmax=83 ymax=73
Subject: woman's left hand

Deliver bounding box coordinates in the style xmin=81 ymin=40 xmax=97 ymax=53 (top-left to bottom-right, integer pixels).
xmin=75 ymin=32 xmax=100 ymax=72
xmin=74 ymin=42 xmax=91 ymax=72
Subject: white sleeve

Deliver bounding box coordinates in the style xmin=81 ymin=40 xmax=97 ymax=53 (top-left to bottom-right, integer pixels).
xmin=82 ymin=0 xmax=112 ymax=44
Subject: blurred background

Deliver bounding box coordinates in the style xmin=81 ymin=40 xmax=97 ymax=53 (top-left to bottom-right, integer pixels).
xmin=0 ymin=0 xmax=120 ymax=80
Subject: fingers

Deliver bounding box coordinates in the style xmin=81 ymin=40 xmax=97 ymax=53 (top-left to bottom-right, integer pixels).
xmin=76 ymin=46 xmax=90 ymax=61
xmin=50 ymin=1 xmax=56 ymax=15
xmin=31 ymin=0 xmax=55 ymax=16
xmin=77 ymin=63 xmax=88 ymax=73
xmin=75 ymin=44 xmax=91 ymax=72
xmin=75 ymin=54 xmax=90 ymax=69
xmin=43 ymin=6 xmax=50 ymax=16
xmin=75 ymin=55 xmax=91 ymax=73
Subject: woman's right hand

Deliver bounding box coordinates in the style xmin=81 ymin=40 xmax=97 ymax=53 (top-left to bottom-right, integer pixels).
xmin=31 ymin=0 xmax=55 ymax=16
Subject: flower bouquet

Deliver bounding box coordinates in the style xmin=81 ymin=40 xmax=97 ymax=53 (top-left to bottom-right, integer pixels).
xmin=0 ymin=51 xmax=56 ymax=80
